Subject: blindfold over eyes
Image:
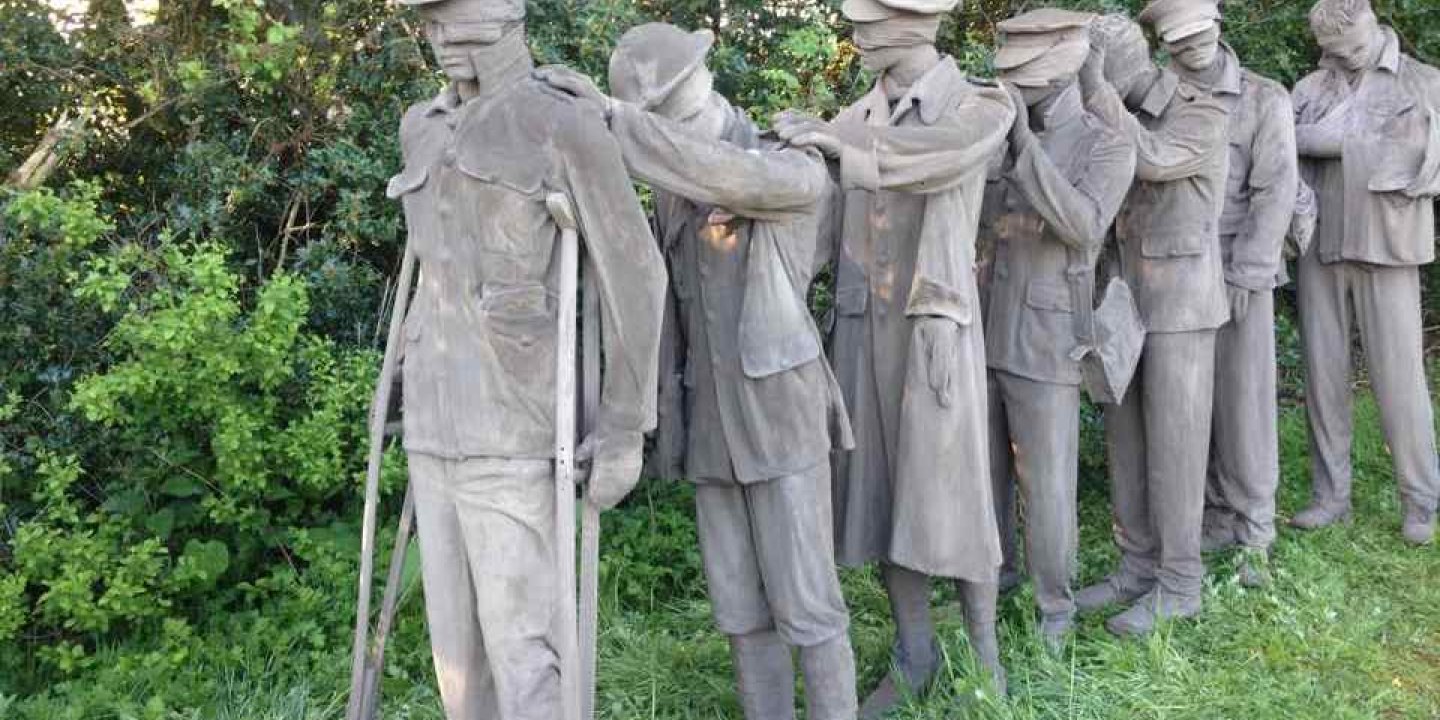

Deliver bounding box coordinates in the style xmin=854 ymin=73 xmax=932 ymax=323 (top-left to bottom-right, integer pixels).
xmin=427 ymin=20 xmax=515 ymax=44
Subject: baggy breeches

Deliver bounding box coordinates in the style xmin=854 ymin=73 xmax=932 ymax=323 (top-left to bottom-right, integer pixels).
xmin=696 ymin=460 xmax=850 ymax=647
xmin=408 ymin=453 xmax=560 ymax=720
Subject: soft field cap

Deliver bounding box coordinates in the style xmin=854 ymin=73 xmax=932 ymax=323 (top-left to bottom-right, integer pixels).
xmin=1138 ymin=0 xmax=1220 ymax=43
xmin=994 ymin=8 xmax=1095 ymax=71
xmin=842 ymin=0 xmax=959 ymax=22
xmin=401 ymin=0 xmax=525 ymax=22
xmin=608 ymin=23 xmax=714 ymax=110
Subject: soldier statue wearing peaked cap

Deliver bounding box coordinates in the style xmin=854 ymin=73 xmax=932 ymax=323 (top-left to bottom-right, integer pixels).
xmin=980 ymin=7 xmax=1136 ymax=652
xmin=774 ymin=0 xmax=1017 ymax=710
xmin=383 ymin=0 xmax=666 ymax=716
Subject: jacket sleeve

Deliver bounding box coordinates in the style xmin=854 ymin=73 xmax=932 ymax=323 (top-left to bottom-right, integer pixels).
xmin=838 ymin=85 xmax=1015 ymax=195
xmin=1229 ymin=87 xmax=1299 ymax=290
xmin=1086 ymin=77 xmax=1228 ymax=183
xmin=608 ymin=102 xmax=829 ymax=222
xmin=1395 ymin=62 xmax=1440 ymax=198
xmin=1007 ymin=126 xmax=1136 ymax=250
xmin=1293 ymin=71 xmax=1346 ymax=159
xmin=559 ymin=103 xmax=668 ymax=446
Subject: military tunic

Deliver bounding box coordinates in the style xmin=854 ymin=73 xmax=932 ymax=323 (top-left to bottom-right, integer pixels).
xmin=389 ymin=75 xmax=666 ymax=720
xmin=979 ymin=83 xmax=1135 ymax=621
xmin=606 ymin=100 xmax=852 ymax=647
xmin=1206 ymin=60 xmax=1298 ymax=552
xmin=1085 ymin=52 xmax=1234 ymax=600
xmin=1293 ymin=27 xmax=1440 ymax=519
xmin=828 ymin=56 xmax=1015 ymax=582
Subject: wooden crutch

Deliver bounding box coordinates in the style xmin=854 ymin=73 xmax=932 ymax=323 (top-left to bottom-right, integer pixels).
xmin=548 ymin=192 xmax=584 ymax=720
xmin=346 ymin=243 xmax=417 ymax=720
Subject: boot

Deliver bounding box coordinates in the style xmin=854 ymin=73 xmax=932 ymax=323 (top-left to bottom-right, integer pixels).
xmin=1235 ymin=547 xmax=1271 ymax=589
xmin=1074 ymin=572 xmax=1154 ymax=613
xmin=858 ymin=641 xmax=936 ymax=720
xmin=959 ymin=580 xmax=1007 ymax=697
xmin=730 ymin=631 xmax=796 ymax=720
xmin=1038 ymin=614 xmax=1073 ymax=655
xmin=799 ymin=634 xmax=858 ymax=720
xmin=1104 ymin=588 xmax=1201 ymax=637
xmin=1289 ymin=503 xmax=1352 ymax=530
xmin=1402 ymin=504 xmax=1436 ymax=546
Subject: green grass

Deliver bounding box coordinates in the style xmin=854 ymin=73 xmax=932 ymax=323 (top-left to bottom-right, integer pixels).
xmin=9 ymin=391 xmax=1437 ymax=719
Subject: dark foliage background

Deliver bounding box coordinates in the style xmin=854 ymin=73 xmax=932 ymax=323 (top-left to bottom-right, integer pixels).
xmin=1 ymin=0 xmax=1437 ymax=714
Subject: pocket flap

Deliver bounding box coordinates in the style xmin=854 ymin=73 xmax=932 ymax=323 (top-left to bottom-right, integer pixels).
xmin=835 ymin=285 xmax=868 ymax=317
xmin=386 ymin=167 xmax=429 ymax=199
xmin=1139 ymin=227 xmax=1209 ymax=258
xmin=1025 ymin=279 xmax=1073 ymax=312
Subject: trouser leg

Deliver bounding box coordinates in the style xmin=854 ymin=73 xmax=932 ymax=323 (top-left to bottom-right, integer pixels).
xmin=987 ymin=373 xmax=1021 ymax=587
xmin=746 ymin=463 xmax=857 ymax=717
xmin=1106 ymin=369 xmax=1157 ymax=586
xmin=697 ymin=480 xmax=795 ymax=720
xmin=1352 ymin=265 xmax=1440 ymax=514
xmin=409 ymin=453 xmax=497 ymax=720
xmin=879 ymin=563 xmax=937 ymax=684
xmin=1144 ymin=331 xmax=1216 ymax=600
xmin=451 ymin=458 xmax=561 ymax=720
xmin=1209 ymin=292 xmax=1280 ymax=549
xmin=1297 ymin=251 xmax=1356 ymax=512
xmin=730 ymin=631 xmax=796 ymax=720
xmin=957 ymin=579 xmax=1005 ymax=694
xmin=996 ymin=371 xmax=1079 ymax=621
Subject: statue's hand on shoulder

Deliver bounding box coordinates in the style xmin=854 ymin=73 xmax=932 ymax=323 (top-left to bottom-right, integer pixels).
xmin=534 ymin=65 xmax=613 ymax=118
xmin=773 ymin=109 xmax=863 ymax=159
xmin=575 ymin=431 xmax=643 ymax=511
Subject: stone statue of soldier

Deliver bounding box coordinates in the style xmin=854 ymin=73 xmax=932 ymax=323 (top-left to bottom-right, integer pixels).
xmin=1071 ymin=2 xmax=1235 ymax=637
xmin=980 ymin=8 xmax=1137 ymax=652
xmin=386 ymin=0 xmax=666 ymax=716
xmin=1290 ymin=0 xmax=1440 ymax=546
xmin=537 ymin=22 xmax=860 ymax=720
xmin=773 ymin=0 xmax=1017 ymax=708
xmin=1199 ymin=24 xmax=1301 ymax=586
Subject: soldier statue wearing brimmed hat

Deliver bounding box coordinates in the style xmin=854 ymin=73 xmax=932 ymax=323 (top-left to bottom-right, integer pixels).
xmin=1070 ymin=2 xmax=1236 ymax=637
xmin=379 ymin=0 xmax=666 ymax=716
xmin=538 ymin=21 xmax=861 ymax=719
xmin=1288 ymin=0 xmax=1440 ymax=547
xmin=773 ymin=0 xmax=1016 ymax=710
xmin=979 ymin=7 xmax=1136 ymax=652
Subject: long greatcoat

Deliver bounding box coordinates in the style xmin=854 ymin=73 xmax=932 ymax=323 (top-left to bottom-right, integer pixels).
xmin=828 ymin=56 xmax=1015 ymax=582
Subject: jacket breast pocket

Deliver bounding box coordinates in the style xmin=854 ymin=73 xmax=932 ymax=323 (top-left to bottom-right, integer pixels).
xmin=1025 ymin=279 xmax=1073 ymax=313
xmin=1139 ymin=224 xmax=1210 ymax=258
xmin=835 ymin=285 xmax=868 ymax=317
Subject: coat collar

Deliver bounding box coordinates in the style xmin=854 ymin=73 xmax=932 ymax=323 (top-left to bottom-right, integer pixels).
xmin=1138 ymin=68 xmax=1181 ymax=118
xmin=424 ymin=85 xmax=463 ymax=117
xmin=854 ymin=56 xmax=968 ymax=127
xmin=1035 ymin=82 xmax=1084 ymax=132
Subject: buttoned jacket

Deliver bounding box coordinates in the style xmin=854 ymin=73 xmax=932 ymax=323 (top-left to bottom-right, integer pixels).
xmin=1294 ymin=27 xmax=1440 ymax=267
xmin=1086 ymin=52 xmax=1236 ymax=333
xmin=980 ymin=84 xmax=1136 ymax=386
xmin=389 ymin=78 xmax=666 ymax=459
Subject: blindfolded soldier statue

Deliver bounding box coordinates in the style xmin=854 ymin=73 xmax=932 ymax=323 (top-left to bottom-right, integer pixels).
xmin=980 ymin=8 xmax=1137 ymax=652
xmin=381 ymin=0 xmax=666 ymax=716
xmin=1290 ymin=0 xmax=1440 ymax=546
xmin=538 ymin=21 xmax=860 ymax=720
xmin=774 ymin=0 xmax=1016 ymax=709
xmin=1072 ymin=1 xmax=1236 ymax=637
xmin=1198 ymin=11 xmax=1301 ymax=587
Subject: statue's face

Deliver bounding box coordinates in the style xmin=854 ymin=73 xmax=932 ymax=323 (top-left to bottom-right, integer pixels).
xmin=420 ymin=3 xmax=516 ymax=83
xmin=1165 ymin=24 xmax=1220 ymax=72
xmin=659 ymin=67 xmax=726 ymax=140
xmin=1316 ymin=18 xmax=1381 ymax=71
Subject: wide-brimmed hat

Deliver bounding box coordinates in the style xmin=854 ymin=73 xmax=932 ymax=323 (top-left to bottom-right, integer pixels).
xmin=608 ymin=23 xmax=715 ymax=110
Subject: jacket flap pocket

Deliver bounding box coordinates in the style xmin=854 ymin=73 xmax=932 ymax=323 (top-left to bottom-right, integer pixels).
xmin=835 ymin=285 xmax=868 ymax=316
xmin=1025 ymin=279 xmax=1073 ymax=312
xmin=1139 ymin=226 xmax=1209 ymax=258
xmin=386 ymin=167 xmax=429 ymax=199
xmin=480 ymin=283 xmax=552 ymax=323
